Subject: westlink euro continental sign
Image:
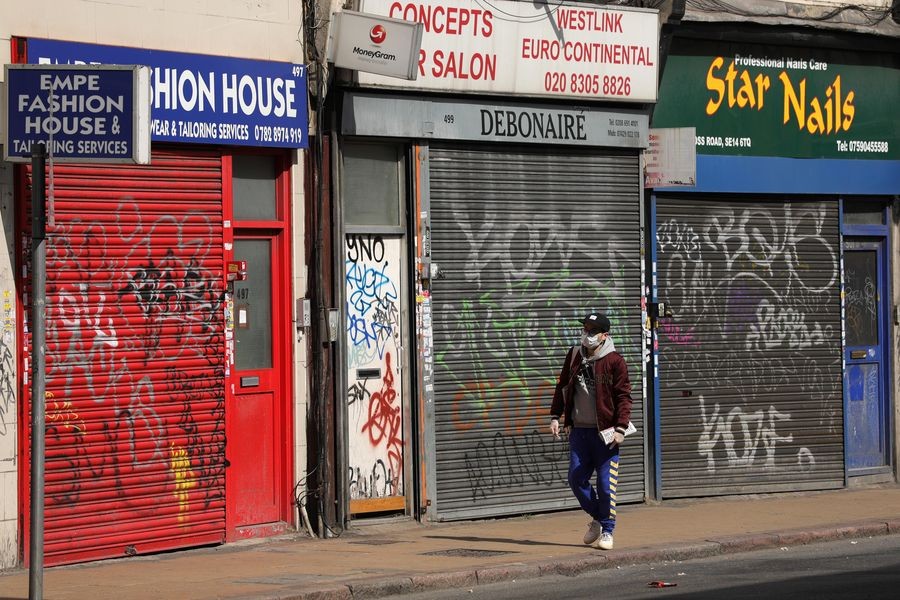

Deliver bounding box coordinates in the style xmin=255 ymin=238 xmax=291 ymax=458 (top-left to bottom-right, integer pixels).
xmin=4 ymin=64 xmax=151 ymax=163
xmin=356 ymin=0 xmax=659 ymax=102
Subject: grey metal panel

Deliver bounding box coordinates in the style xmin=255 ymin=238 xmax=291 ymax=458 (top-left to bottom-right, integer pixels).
xmin=428 ymin=144 xmax=645 ymax=520
xmin=341 ymin=92 xmax=650 ymax=148
xmin=656 ymin=197 xmax=844 ymax=498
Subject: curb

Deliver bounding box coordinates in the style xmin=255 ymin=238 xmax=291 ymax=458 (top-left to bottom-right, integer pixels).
xmin=238 ymin=521 xmax=899 ymax=600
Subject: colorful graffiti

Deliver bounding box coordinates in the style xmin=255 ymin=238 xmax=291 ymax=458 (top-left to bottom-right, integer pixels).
xmin=429 ymin=195 xmax=643 ymax=508
xmin=31 ymin=190 xmax=226 ymax=531
xmin=169 ymin=443 xmax=199 ymax=523
xmin=0 ymin=290 xmax=14 ymax=439
xmin=345 ymin=234 xmax=404 ymax=500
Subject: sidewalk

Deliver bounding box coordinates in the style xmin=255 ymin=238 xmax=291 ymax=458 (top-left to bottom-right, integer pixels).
xmin=2 ymin=485 xmax=899 ymax=600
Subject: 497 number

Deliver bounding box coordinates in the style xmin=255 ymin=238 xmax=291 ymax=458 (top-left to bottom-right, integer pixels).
xmin=543 ymin=72 xmax=632 ymax=97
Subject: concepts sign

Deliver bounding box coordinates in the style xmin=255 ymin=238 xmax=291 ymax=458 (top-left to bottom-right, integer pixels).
xmin=26 ymin=38 xmax=309 ymax=149
xmin=357 ymin=0 xmax=659 ymax=102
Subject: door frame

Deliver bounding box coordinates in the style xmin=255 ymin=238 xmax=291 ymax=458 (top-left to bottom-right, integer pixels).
xmin=841 ymin=198 xmax=894 ymax=479
xmin=223 ymin=149 xmax=295 ymax=539
xmin=334 ymin=138 xmax=414 ymax=522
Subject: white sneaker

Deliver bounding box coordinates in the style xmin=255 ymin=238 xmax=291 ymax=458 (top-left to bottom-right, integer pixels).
xmin=582 ymin=520 xmax=603 ymax=545
xmin=595 ymin=531 xmax=614 ymax=550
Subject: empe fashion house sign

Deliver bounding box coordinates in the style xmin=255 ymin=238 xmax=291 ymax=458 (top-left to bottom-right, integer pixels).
xmin=4 ymin=64 xmax=150 ymax=163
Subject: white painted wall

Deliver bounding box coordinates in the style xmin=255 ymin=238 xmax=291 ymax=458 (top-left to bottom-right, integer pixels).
xmin=0 ymin=0 xmax=308 ymax=569
xmin=0 ymin=154 xmax=16 ymax=568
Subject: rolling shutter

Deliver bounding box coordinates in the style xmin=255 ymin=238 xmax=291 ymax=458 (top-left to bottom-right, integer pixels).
xmin=24 ymin=148 xmax=226 ymax=565
xmin=428 ymin=144 xmax=644 ymax=520
xmin=655 ymin=197 xmax=843 ymax=497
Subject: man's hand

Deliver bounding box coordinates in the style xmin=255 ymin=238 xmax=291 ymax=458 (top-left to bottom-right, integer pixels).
xmin=550 ymin=419 xmax=560 ymax=439
xmin=610 ymin=428 xmax=625 ymax=448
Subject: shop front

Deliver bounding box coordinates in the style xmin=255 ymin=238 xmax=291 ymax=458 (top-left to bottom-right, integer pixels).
xmin=332 ymin=0 xmax=659 ymax=522
xmin=14 ymin=38 xmax=307 ymax=565
xmin=649 ymin=32 xmax=900 ymax=497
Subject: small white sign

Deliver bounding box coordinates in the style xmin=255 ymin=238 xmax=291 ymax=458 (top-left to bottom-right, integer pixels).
xmin=644 ymin=127 xmax=697 ymax=188
xmin=329 ymin=10 xmax=424 ymax=80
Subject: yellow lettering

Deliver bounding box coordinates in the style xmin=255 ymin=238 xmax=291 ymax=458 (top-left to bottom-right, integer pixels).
xmin=736 ymin=70 xmax=755 ymax=108
xmin=831 ymin=75 xmax=842 ymax=133
xmin=807 ymin=97 xmax=825 ymax=134
xmin=754 ymin=73 xmax=770 ymax=110
xmin=725 ymin=61 xmax=739 ymax=107
xmin=842 ymin=91 xmax=855 ymax=130
xmin=779 ymin=72 xmax=805 ymax=130
xmin=706 ymin=57 xmax=726 ymax=115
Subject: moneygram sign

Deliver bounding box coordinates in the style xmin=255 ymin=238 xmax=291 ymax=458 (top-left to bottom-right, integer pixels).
xmin=330 ymin=10 xmax=424 ymax=80
xmin=4 ymin=64 xmax=151 ymax=163
xmin=357 ymin=0 xmax=659 ymax=102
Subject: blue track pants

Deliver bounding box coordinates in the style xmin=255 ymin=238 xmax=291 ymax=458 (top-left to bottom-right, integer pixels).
xmin=567 ymin=427 xmax=619 ymax=533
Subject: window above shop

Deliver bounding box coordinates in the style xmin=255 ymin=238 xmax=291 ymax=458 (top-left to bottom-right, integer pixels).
xmin=342 ymin=141 xmax=404 ymax=231
xmin=842 ymin=200 xmax=886 ymax=227
xmin=233 ymin=155 xmax=278 ymax=221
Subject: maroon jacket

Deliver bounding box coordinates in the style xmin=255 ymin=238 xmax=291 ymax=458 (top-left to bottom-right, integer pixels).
xmin=550 ymin=345 xmax=633 ymax=431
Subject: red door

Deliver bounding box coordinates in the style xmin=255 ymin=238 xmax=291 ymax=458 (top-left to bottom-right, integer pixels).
xmin=224 ymin=154 xmax=292 ymax=540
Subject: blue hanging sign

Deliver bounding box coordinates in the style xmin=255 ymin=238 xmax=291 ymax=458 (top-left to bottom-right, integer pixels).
xmin=4 ymin=64 xmax=151 ymax=163
xmin=26 ymin=38 xmax=309 ymax=149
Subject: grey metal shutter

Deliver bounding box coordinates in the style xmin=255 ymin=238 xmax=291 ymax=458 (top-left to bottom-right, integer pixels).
xmin=429 ymin=144 xmax=644 ymax=520
xmin=655 ymin=197 xmax=843 ymax=497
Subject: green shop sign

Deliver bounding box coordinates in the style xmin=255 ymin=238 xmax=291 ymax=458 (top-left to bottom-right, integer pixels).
xmin=652 ymin=39 xmax=900 ymax=160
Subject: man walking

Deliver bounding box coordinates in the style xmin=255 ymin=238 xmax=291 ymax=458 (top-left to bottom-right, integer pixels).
xmin=550 ymin=311 xmax=633 ymax=550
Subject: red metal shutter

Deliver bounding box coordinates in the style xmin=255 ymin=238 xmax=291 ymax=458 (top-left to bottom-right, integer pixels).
xmin=23 ymin=148 xmax=226 ymax=565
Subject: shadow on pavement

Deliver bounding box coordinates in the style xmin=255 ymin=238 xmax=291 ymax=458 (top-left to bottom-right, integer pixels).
xmin=424 ymin=534 xmax=584 ymax=548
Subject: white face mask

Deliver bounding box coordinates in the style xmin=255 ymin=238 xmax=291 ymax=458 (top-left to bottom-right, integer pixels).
xmin=581 ymin=332 xmax=602 ymax=349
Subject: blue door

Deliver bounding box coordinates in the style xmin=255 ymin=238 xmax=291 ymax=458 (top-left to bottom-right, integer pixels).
xmin=843 ymin=239 xmax=888 ymax=471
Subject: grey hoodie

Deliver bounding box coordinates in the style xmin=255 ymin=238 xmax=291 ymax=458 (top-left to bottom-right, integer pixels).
xmin=571 ymin=338 xmax=616 ymax=427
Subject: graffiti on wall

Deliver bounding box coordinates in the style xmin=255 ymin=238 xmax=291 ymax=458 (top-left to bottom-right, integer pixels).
xmin=657 ymin=203 xmax=840 ymax=477
xmin=464 ymin=430 xmax=568 ymax=502
xmin=431 ymin=202 xmax=642 ymax=505
xmin=0 ymin=291 xmax=14 ymax=441
xmin=34 ymin=198 xmax=225 ymax=517
xmin=345 ymin=234 xmax=404 ymax=500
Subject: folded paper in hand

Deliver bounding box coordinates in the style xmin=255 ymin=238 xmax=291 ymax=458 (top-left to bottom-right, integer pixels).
xmin=600 ymin=421 xmax=637 ymax=445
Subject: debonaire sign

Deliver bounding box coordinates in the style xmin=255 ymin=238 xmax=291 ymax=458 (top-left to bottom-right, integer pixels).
xmin=4 ymin=64 xmax=151 ymax=163
xmin=25 ymin=37 xmax=309 ymax=149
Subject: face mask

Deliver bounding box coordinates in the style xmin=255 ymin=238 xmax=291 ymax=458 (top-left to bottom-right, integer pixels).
xmin=581 ymin=332 xmax=602 ymax=349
